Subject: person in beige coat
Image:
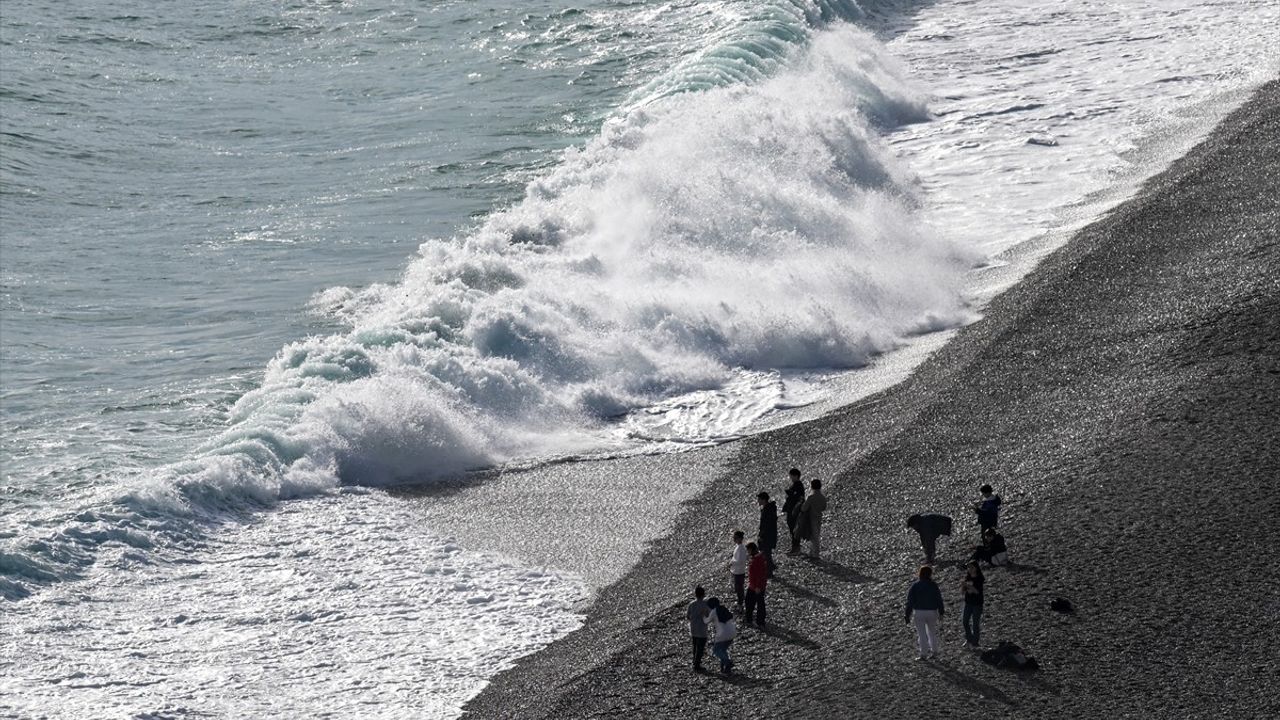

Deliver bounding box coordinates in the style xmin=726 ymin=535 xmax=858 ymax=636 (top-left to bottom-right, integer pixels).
xmin=793 ymin=478 xmax=827 ymax=559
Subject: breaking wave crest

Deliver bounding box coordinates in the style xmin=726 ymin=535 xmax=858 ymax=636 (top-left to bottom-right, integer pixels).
xmin=4 ymin=23 xmax=976 ymax=598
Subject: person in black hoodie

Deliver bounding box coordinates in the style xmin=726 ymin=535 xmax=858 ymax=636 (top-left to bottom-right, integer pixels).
xmin=756 ymin=492 xmax=778 ymax=577
xmin=782 ymin=468 xmax=805 ymax=554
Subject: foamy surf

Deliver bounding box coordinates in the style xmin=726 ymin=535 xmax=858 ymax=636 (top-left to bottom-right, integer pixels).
xmin=3 ymin=0 xmax=1278 ymax=718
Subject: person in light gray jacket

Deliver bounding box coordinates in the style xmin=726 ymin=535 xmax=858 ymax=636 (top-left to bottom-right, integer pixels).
xmin=795 ymin=478 xmax=828 ymax=559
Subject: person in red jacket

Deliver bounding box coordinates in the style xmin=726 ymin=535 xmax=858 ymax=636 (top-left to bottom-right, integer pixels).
xmin=744 ymin=542 xmax=768 ymax=628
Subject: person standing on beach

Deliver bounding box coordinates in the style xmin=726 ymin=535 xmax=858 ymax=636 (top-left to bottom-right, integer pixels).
xmin=756 ymin=492 xmax=778 ymax=577
xmin=961 ymin=561 xmax=985 ymax=647
xmin=973 ymin=484 xmax=1002 ymax=533
xmin=907 ymin=513 xmax=952 ymax=564
xmin=728 ymin=530 xmax=748 ymax=607
xmin=797 ymin=478 xmax=828 ymax=559
xmin=905 ymin=565 xmax=945 ymax=660
xmin=744 ymin=542 xmax=768 ymax=627
xmin=782 ymin=468 xmax=805 ymax=553
xmin=687 ymin=586 xmax=710 ymax=671
xmin=703 ymin=597 xmax=737 ymax=674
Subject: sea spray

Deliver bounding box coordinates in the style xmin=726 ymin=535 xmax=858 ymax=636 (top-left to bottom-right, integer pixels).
xmin=3 ymin=25 xmax=976 ymax=598
xmin=281 ymin=25 xmax=973 ymax=485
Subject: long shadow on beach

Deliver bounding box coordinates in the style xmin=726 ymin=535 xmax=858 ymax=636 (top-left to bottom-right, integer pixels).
xmin=924 ymin=662 xmax=1017 ymax=707
xmin=705 ymin=670 xmax=771 ymax=688
xmin=810 ymin=558 xmax=877 ymax=584
xmin=771 ymin=577 xmax=838 ymax=608
xmin=1003 ymin=562 xmax=1048 ymax=575
xmin=759 ymin=623 xmax=821 ymax=650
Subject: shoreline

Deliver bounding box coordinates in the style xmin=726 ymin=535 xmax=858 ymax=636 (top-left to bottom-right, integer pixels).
xmin=462 ymin=79 xmax=1280 ymax=718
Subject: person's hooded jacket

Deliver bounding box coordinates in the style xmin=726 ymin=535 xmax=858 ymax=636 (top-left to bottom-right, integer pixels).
xmin=758 ymin=501 xmax=779 ymax=550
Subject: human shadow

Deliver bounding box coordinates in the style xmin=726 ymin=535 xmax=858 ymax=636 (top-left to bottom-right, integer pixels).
xmin=1003 ymin=562 xmax=1048 ymax=575
xmin=759 ymin=623 xmax=821 ymax=650
xmin=924 ymin=662 xmax=1017 ymax=707
xmin=810 ymin=558 xmax=877 ymax=584
xmin=770 ymin=577 xmax=839 ymax=608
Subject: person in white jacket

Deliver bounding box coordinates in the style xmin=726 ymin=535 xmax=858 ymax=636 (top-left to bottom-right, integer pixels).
xmin=703 ymin=597 xmax=737 ymax=674
xmin=728 ymin=530 xmax=748 ymax=607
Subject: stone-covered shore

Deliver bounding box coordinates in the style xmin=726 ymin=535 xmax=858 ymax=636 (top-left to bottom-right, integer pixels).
xmin=464 ymin=80 xmax=1280 ymax=719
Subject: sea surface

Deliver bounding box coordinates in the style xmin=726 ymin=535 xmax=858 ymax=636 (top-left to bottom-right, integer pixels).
xmin=2 ymin=1 xmax=1276 ymax=717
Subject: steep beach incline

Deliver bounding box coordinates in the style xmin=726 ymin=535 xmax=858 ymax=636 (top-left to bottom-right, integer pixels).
xmin=465 ymin=80 xmax=1279 ymax=719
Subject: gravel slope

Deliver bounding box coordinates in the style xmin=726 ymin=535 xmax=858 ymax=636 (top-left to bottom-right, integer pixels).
xmin=464 ymin=79 xmax=1280 ymax=720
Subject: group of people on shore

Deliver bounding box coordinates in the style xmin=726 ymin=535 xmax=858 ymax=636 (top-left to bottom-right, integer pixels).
xmin=687 ymin=471 xmax=1012 ymax=673
xmin=904 ymin=483 xmax=1009 ymax=659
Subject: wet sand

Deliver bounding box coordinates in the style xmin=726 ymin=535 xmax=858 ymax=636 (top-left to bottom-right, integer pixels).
xmin=462 ymin=80 xmax=1280 ymax=719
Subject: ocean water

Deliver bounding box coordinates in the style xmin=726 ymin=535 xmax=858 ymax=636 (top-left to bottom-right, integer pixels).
xmin=2 ymin=0 xmax=1276 ymax=717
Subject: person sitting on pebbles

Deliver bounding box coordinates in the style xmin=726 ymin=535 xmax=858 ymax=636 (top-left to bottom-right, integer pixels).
xmin=971 ymin=527 xmax=1009 ymax=566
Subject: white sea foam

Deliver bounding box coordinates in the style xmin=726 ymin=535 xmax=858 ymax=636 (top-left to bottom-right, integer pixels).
xmin=0 ymin=493 xmax=587 ymax=719
xmin=121 ymin=26 xmax=971 ymax=516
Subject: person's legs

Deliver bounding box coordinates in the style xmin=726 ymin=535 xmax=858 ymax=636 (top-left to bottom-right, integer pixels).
xmin=692 ymin=636 xmax=707 ymax=669
xmin=912 ymin=610 xmax=934 ymax=658
xmin=922 ymin=534 xmax=937 ymax=564
xmin=744 ymin=589 xmax=759 ymax=624
xmin=732 ymin=573 xmax=745 ymax=606
xmin=712 ymin=641 xmax=732 ymax=672
xmin=757 ymin=588 xmax=767 ymax=627
xmin=763 ymin=547 xmax=775 ymax=576
xmin=971 ymin=604 xmax=982 ymax=646
xmin=925 ymin=612 xmax=942 ymax=657
xmin=723 ymin=639 xmax=733 ymax=672
xmin=809 ymin=523 xmax=821 ymax=559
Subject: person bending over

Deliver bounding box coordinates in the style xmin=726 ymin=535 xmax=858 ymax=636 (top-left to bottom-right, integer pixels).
xmin=907 ymin=513 xmax=952 ymax=564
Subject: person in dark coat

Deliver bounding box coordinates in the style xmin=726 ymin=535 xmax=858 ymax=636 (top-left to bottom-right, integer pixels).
xmin=905 ymin=565 xmax=945 ymax=659
xmin=907 ymin=513 xmax=952 ymax=564
xmin=782 ymin=468 xmax=805 ymax=553
xmin=756 ymin=491 xmax=778 ymax=576
xmin=973 ymin=484 xmax=1002 ymax=533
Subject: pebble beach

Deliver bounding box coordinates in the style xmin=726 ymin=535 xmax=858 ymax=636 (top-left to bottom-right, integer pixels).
xmin=464 ymin=79 xmax=1280 ymax=720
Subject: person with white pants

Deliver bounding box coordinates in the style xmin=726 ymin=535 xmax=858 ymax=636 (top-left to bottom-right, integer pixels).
xmin=904 ymin=565 xmax=945 ymax=659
